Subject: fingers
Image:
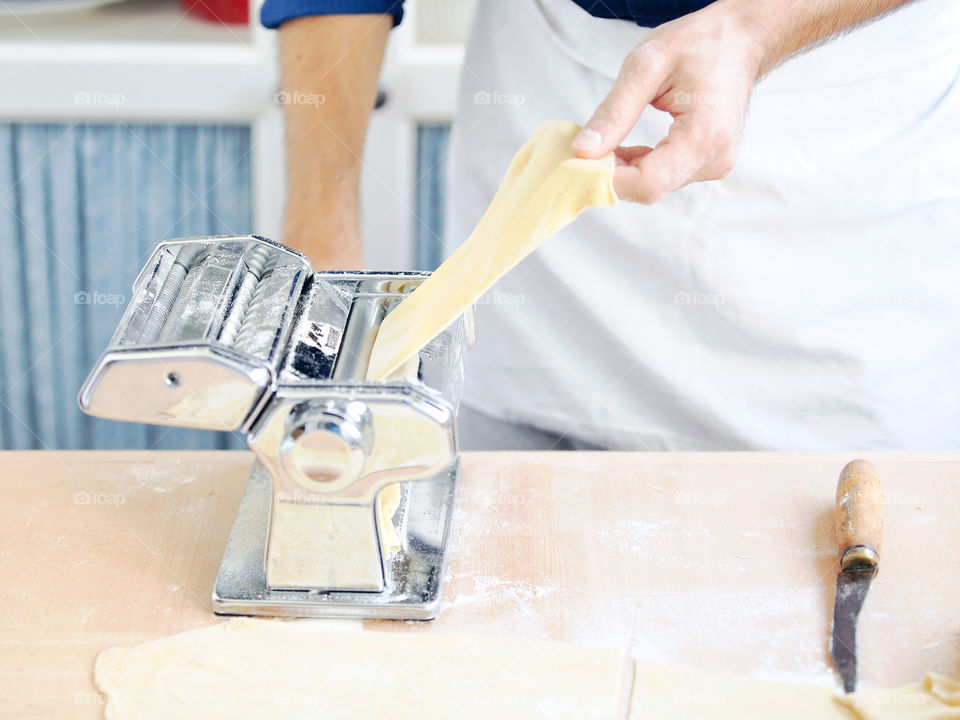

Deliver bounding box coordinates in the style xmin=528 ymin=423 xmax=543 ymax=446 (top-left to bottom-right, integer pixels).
xmin=572 ymin=46 xmax=668 ymax=158
xmin=614 ymin=145 xmax=654 ymax=165
xmin=613 ymin=111 xmax=737 ymax=203
xmin=573 ymin=21 xmax=749 ymax=200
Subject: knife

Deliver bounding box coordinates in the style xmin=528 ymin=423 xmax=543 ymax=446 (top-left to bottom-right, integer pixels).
xmin=830 ymin=459 xmax=884 ymax=693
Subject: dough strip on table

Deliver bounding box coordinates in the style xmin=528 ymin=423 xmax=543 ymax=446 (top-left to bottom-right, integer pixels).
xmin=93 ymin=618 xmax=960 ymax=720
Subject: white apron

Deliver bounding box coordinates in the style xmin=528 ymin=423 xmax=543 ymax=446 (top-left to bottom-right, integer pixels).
xmin=445 ymin=0 xmax=960 ymax=450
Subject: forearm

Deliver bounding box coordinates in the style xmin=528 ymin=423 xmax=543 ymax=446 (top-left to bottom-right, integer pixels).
xmin=717 ymin=0 xmax=916 ymax=76
xmin=279 ymin=14 xmax=390 ymax=267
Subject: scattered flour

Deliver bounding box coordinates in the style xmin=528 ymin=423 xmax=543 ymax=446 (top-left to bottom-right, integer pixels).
xmin=129 ymin=463 xmax=198 ymax=494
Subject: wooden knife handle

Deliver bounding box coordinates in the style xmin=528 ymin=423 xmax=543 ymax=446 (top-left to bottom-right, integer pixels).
xmin=835 ymin=459 xmax=883 ymax=571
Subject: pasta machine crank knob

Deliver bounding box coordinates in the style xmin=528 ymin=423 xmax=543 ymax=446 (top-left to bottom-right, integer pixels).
xmin=280 ymin=399 xmax=373 ymax=492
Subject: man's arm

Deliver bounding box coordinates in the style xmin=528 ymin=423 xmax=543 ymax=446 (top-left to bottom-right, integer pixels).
xmin=743 ymin=0 xmax=914 ymax=76
xmin=572 ymin=0 xmax=915 ymax=203
xmin=279 ymin=14 xmax=391 ymax=267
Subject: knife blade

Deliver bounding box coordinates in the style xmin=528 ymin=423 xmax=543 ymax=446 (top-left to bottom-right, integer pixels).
xmin=830 ymin=459 xmax=883 ymax=693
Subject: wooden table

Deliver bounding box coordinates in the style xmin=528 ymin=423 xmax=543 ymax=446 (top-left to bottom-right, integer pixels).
xmin=2 ymin=450 xmax=959 ymax=718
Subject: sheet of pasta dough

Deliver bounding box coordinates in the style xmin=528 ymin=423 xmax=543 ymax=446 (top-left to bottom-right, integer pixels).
xmin=627 ymin=660 xmax=848 ymax=719
xmin=627 ymin=661 xmax=960 ymax=720
xmin=837 ymin=672 xmax=960 ymax=719
xmin=94 ymin=620 xmax=960 ymax=720
xmin=366 ymin=120 xmax=617 ymax=380
xmin=94 ymin=619 xmax=625 ymax=720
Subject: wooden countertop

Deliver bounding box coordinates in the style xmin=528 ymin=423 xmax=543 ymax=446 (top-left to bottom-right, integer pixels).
xmin=3 ymin=450 xmax=959 ymax=718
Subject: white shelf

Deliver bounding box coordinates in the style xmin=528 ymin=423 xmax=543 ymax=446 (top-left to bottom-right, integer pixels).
xmin=0 ymin=0 xmax=252 ymax=46
xmin=0 ymin=0 xmax=275 ymax=122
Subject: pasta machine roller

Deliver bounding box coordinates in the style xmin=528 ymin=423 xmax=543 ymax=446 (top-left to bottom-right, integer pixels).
xmin=78 ymin=235 xmax=475 ymax=619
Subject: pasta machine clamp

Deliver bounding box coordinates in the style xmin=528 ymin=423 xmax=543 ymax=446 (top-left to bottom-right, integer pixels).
xmin=78 ymin=235 xmax=475 ymax=620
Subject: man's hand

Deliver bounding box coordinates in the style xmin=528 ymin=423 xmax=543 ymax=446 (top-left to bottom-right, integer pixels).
xmin=573 ymin=0 xmax=914 ymax=203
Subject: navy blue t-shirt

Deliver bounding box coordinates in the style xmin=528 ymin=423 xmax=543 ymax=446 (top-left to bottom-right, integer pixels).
xmin=261 ymin=0 xmax=714 ymax=30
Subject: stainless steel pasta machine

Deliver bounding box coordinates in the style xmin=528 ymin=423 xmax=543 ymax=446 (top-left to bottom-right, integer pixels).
xmin=78 ymin=235 xmax=475 ymax=620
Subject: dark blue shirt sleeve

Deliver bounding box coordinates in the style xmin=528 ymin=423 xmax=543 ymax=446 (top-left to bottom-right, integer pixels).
xmin=570 ymin=0 xmax=713 ymax=28
xmin=261 ymin=0 xmax=404 ymax=29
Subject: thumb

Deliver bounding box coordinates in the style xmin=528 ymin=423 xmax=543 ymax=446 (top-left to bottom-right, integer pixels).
xmin=572 ymin=49 xmax=665 ymax=158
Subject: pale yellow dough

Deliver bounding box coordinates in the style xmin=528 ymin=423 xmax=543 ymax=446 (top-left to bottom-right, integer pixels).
xmin=837 ymin=672 xmax=960 ymax=719
xmin=376 ymin=481 xmax=402 ymax=554
xmin=628 ymin=662 xmax=960 ymax=720
xmin=366 ymin=120 xmax=617 ymax=380
xmin=94 ymin=620 xmax=960 ymax=720
xmin=628 ymin=660 xmax=845 ymax=719
xmin=95 ymin=620 xmax=625 ymax=720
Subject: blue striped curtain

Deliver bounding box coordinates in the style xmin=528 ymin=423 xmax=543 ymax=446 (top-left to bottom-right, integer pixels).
xmin=0 ymin=122 xmax=252 ymax=450
xmin=0 ymin=121 xmax=452 ymax=450
xmin=414 ymin=123 xmax=451 ymax=271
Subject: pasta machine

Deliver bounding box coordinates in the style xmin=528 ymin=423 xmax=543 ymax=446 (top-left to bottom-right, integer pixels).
xmin=78 ymin=235 xmax=475 ymax=619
